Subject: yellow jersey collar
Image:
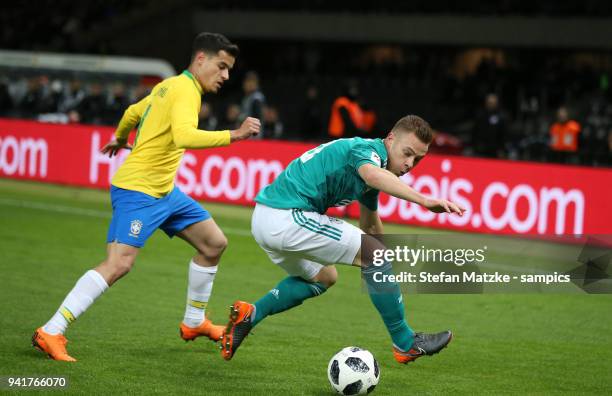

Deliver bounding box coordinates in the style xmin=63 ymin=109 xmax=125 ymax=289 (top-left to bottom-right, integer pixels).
xmin=182 ymin=70 xmax=203 ymax=94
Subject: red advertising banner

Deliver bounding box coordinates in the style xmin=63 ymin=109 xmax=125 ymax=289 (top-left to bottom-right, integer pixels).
xmin=1 ymin=118 xmax=610 ymax=235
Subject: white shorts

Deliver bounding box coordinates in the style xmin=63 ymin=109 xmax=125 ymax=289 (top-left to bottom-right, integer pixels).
xmin=251 ymin=203 xmax=363 ymax=280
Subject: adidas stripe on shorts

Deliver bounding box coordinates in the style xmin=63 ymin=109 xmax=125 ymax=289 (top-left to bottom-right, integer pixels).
xmin=251 ymin=203 xmax=363 ymax=280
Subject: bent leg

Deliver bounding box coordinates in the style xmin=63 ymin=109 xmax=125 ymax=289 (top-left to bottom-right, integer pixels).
xmin=355 ymin=235 xmax=415 ymax=352
xmin=95 ymin=242 xmax=140 ymax=285
xmin=44 ymin=242 xmax=138 ymax=335
xmin=252 ymin=258 xmax=337 ymax=327
xmin=176 ymin=219 xmax=228 ymax=327
xmin=249 ymin=205 xmax=355 ymax=327
xmin=176 ymin=218 xmax=228 ymax=267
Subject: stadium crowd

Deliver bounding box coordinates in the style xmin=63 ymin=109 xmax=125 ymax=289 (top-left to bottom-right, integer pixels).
xmin=2 ymin=1 xmax=611 ymax=167
xmin=2 ymin=48 xmax=611 ymax=168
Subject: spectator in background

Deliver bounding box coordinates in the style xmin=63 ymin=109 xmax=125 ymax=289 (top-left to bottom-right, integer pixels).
xmin=104 ymin=82 xmax=129 ymax=124
xmin=59 ymin=79 xmax=85 ymax=113
xmin=37 ymin=75 xmax=58 ymax=114
xmin=219 ymin=103 xmax=241 ymax=130
xmin=549 ymin=105 xmax=581 ymax=164
xmin=198 ymin=103 xmax=218 ymax=130
xmin=581 ymin=99 xmax=611 ymax=166
xmin=361 ymin=101 xmax=378 ymax=134
xmin=46 ymin=80 xmax=64 ymax=113
xmin=514 ymin=94 xmax=549 ymax=161
xmin=240 ymin=71 xmax=265 ymax=124
xmin=77 ymin=82 xmax=106 ymax=124
xmin=0 ymin=77 xmax=13 ymax=116
xmin=18 ymin=76 xmax=47 ymax=117
xmin=328 ymin=80 xmax=368 ymax=139
xmin=36 ymin=79 xmax=70 ymax=124
xmin=472 ymin=93 xmax=508 ymax=158
xmin=299 ymin=85 xmax=323 ymax=140
xmin=262 ymin=105 xmax=283 ymax=139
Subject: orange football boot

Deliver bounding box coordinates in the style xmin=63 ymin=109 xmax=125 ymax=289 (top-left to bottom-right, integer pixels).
xmin=180 ymin=318 xmax=225 ymax=342
xmin=31 ymin=327 xmax=76 ymax=362
xmin=220 ymin=300 xmax=255 ymax=361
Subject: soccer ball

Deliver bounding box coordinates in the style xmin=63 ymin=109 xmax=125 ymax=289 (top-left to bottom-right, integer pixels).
xmin=327 ymin=346 xmax=380 ymax=395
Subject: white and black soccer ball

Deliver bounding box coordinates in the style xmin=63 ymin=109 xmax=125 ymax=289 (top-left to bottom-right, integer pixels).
xmin=327 ymin=346 xmax=380 ymax=395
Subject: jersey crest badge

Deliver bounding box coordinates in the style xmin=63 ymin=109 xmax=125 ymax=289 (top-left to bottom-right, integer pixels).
xmin=129 ymin=220 xmax=143 ymax=237
xmin=370 ymin=151 xmax=381 ymax=167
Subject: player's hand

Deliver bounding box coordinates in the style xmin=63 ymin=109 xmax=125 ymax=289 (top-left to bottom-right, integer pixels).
xmin=230 ymin=117 xmax=260 ymax=142
xmin=101 ymin=139 xmax=132 ymax=157
xmin=423 ymin=198 xmax=465 ymax=216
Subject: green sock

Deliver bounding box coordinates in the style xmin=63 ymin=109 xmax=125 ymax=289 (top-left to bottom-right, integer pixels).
xmin=363 ymin=262 xmax=415 ymax=351
xmin=252 ymin=276 xmax=327 ymax=327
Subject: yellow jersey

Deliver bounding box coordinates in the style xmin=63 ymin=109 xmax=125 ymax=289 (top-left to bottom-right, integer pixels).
xmin=111 ymin=70 xmax=231 ymax=197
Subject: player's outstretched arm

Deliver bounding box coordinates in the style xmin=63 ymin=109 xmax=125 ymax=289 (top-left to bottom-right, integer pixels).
xmin=358 ymin=164 xmax=465 ymax=216
xmin=230 ymin=117 xmax=261 ymax=142
xmin=171 ymin=88 xmax=259 ymax=148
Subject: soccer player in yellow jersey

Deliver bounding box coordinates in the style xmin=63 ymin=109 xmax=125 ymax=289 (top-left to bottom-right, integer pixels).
xmin=32 ymin=32 xmax=260 ymax=361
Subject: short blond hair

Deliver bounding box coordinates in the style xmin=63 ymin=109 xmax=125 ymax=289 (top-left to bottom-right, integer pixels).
xmin=391 ymin=115 xmax=433 ymax=144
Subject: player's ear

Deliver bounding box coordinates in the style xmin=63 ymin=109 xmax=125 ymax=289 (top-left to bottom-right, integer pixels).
xmin=193 ymin=51 xmax=206 ymax=65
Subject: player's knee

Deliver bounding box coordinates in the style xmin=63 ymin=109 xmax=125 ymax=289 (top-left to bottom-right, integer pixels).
xmin=216 ymin=234 xmax=229 ymax=252
xmin=313 ymin=266 xmax=338 ymax=289
xmin=108 ymin=253 xmax=135 ymax=277
xmin=202 ymin=234 xmax=228 ymax=260
xmin=321 ymin=275 xmax=337 ymax=289
xmin=359 ymin=235 xmax=386 ymax=268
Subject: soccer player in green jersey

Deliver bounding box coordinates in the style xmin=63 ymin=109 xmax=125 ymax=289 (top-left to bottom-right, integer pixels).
xmin=221 ymin=115 xmax=465 ymax=363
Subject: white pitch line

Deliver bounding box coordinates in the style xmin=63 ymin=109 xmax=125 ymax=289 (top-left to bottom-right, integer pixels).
xmin=0 ymin=197 xmax=110 ymax=218
xmin=0 ymin=197 xmax=252 ymax=237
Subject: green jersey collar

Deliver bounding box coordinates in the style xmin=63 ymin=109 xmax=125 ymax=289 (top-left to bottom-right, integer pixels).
xmin=182 ymin=70 xmax=203 ymax=94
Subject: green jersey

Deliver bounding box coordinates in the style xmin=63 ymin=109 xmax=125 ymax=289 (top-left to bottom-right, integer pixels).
xmin=256 ymin=137 xmax=388 ymax=214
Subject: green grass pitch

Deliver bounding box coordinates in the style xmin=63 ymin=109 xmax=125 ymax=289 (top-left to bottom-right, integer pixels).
xmin=0 ymin=179 xmax=611 ymax=395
